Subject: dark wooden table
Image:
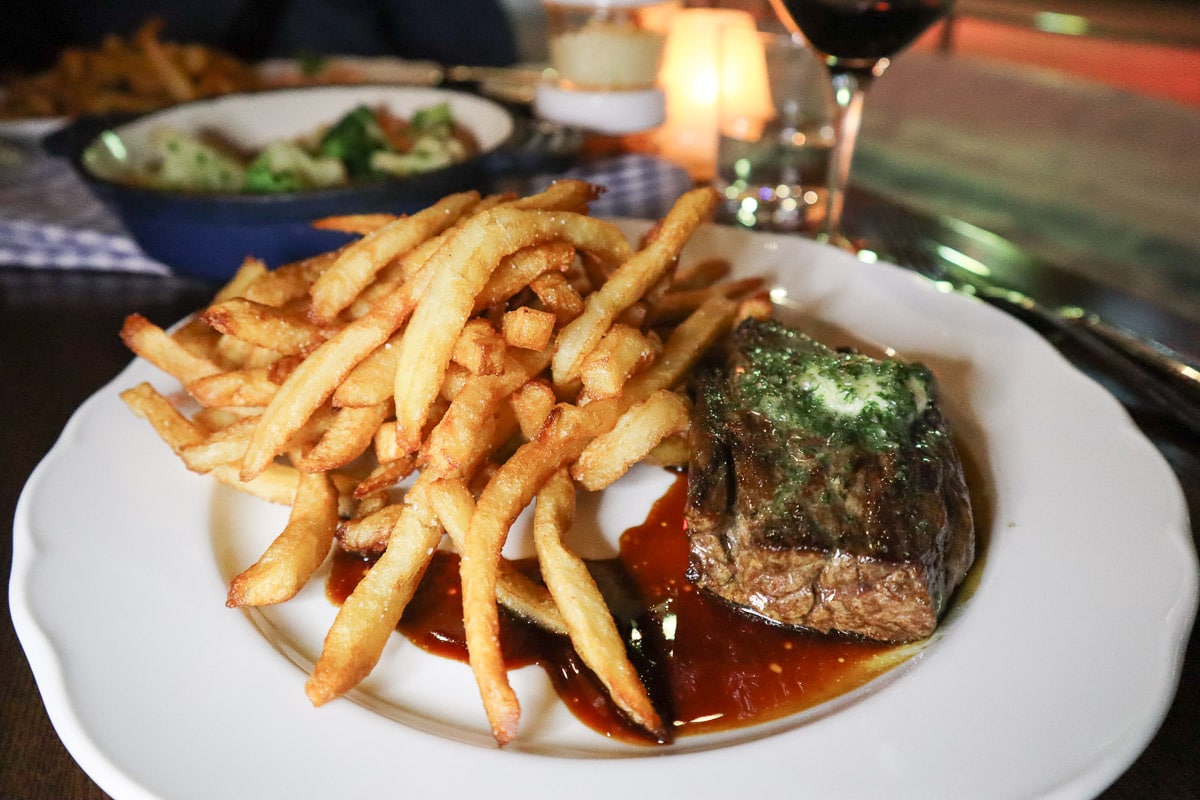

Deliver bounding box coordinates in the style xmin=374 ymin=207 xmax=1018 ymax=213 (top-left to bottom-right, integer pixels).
xmin=3 ymin=200 xmax=1198 ymax=797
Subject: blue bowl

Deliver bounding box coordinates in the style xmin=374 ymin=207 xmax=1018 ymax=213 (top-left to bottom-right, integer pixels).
xmin=47 ymin=85 xmax=516 ymax=282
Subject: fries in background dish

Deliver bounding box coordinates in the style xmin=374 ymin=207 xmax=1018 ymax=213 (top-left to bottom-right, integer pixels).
xmin=0 ymin=18 xmax=261 ymax=119
xmin=118 ymin=179 xmax=769 ymax=745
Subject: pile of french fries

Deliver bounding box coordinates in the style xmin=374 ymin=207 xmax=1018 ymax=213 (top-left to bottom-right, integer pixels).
xmin=0 ymin=18 xmax=261 ymax=119
xmin=119 ymin=180 xmax=770 ymax=745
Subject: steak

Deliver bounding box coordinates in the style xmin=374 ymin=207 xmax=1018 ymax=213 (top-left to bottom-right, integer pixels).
xmin=685 ymin=318 xmax=975 ymax=643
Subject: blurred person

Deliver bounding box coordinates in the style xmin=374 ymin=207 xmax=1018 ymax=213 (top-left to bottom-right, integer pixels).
xmin=0 ymin=0 xmax=519 ymax=74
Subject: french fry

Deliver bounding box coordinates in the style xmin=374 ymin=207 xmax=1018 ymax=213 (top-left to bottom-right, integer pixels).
xmin=186 ymin=366 xmax=281 ymax=407
xmin=422 ymin=349 xmax=550 ymax=478
xmin=227 ymin=469 xmax=339 ymax=606
xmin=336 ymin=503 xmax=405 ymax=557
xmin=460 ymin=397 xmax=622 ymax=744
xmin=572 ymin=389 xmax=690 ymax=491
xmin=309 ymin=191 xmax=479 ymax=324
xmin=179 ymin=414 xmax=260 ymax=472
xmin=306 ymin=473 xmax=441 ymax=706
xmin=528 ymin=271 xmax=585 ymax=324
xmin=509 ymin=379 xmax=556 ymax=440
xmin=120 ymin=382 xmax=205 ymax=453
xmin=501 ymin=306 xmax=556 ymax=352
xmin=551 ymin=187 xmax=719 ymax=390
xmin=427 ymin=478 xmax=566 ymax=634
xmin=390 ymin=207 xmax=632 ymax=455
xmin=121 ymin=314 xmax=222 ymax=386
xmin=578 ymin=324 xmax=661 ymax=402
xmin=212 ymin=256 xmax=270 ymax=303
xmin=297 ymin=401 xmax=390 ymax=473
xmin=671 ymin=256 xmax=731 ymax=291
xmin=533 ymin=470 xmax=665 ymax=737
xmin=644 ymin=432 xmax=690 ymax=468
xmin=451 ymin=318 xmax=507 ymax=377
xmin=311 ymin=213 xmax=398 ymax=235
xmin=332 ymin=331 xmax=404 ymax=408
xmin=243 ymin=249 xmax=339 ymax=308
xmin=201 ymin=297 xmax=330 ymax=355
xmin=648 ymin=276 xmax=766 ymax=324
xmin=474 ymin=242 xmax=577 ymax=312
xmin=240 ymin=279 xmax=422 ymax=481
xmin=353 ymin=454 xmax=419 ymax=499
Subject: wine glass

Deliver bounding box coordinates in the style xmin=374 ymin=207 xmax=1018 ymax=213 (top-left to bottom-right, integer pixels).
xmin=768 ymin=0 xmax=955 ymax=248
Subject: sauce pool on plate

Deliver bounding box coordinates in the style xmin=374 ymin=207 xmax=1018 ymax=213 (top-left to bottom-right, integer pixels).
xmin=328 ymin=473 xmax=909 ymax=744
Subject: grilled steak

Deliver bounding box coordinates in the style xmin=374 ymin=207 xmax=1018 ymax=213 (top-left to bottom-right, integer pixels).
xmin=685 ymin=318 xmax=974 ymax=643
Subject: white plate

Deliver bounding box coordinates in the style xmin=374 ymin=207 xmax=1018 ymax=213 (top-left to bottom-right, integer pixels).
xmin=11 ymin=223 xmax=1196 ymax=800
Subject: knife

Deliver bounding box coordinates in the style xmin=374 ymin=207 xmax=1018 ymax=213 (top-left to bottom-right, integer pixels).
xmin=902 ymin=236 xmax=1200 ymax=440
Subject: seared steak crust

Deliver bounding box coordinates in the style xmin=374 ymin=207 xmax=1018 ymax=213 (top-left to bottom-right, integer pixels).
xmin=685 ymin=319 xmax=975 ymax=643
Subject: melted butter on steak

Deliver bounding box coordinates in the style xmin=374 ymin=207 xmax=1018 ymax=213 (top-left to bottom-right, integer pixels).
xmin=685 ymin=318 xmax=975 ymax=643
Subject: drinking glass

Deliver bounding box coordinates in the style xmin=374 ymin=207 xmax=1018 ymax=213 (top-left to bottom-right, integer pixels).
xmin=768 ymin=0 xmax=955 ymax=247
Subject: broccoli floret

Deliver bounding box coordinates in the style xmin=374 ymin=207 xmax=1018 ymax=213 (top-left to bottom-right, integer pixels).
xmin=244 ymin=141 xmax=346 ymax=193
xmin=318 ymin=105 xmax=388 ymax=178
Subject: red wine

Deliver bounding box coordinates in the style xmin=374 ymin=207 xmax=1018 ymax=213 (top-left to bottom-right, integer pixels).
xmin=777 ymin=0 xmax=952 ymax=65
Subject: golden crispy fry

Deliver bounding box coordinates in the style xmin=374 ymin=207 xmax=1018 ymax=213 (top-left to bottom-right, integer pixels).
xmin=209 ymin=461 xmax=357 ymax=516
xmin=735 ymin=291 xmax=775 ymax=324
xmin=121 ymin=314 xmax=222 ymax=386
xmin=332 ymin=331 xmax=403 ymax=408
xmin=644 ymin=432 xmax=690 ymax=468
xmin=297 ymin=402 xmax=390 ymax=473
xmin=186 ymin=366 xmax=282 ymax=408
xmin=0 ymin=17 xmax=261 ymax=119
xmin=533 ymin=470 xmax=664 ymax=737
xmin=120 ymin=382 xmax=205 ymax=453
xmin=501 ymin=306 xmax=556 ymax=352
xmin=306 ymin=474 xmax=441 ymax=706
xmin=475 ymin=242 xmax=577 ymax=313
xmin=623 ymin=294 xmax=739 ymax=405
xmin=336 ymin=503 xmax=405 ymax=557
xmin=227 ymin=469 xmax=339 ymax=606
xmin=422 ymin=349 xmax=550 ymax=478
xmin=460 ymin=397 xmax=622 ymax=744
xmin=311 ymin=213 xmax=399 ymax=235
xmin=528 ymin=271 xmax=585 ymax=324
xmin=509 ymin=379 xmax=556 ymax=441
xmin=578 ymin=324 xmax=661 ymax=402
xmin=309 ymin=191 xmax=479 ymax=323
xmin=390 ymin=207 xmax=632 ymax=455
xmin=213 ymin=257 xmax=270 ymax=303
xmin=551 ymin=187 xmax=719 ymax=390
xmin=427 ymin=478 xmax=566 ymax=634
xmin=671 ymin=256 xmax=731 ymax=291
xmin=134 ymin=17 xmax=196 ymax=102
xmin=191 ymin=405 xmax=263 ymax=432
xmin=201 ymin=298 xmax=330 ymax=355
xmin=353 ymin=455 xmax=419 ymax=499
xmin=179 ymin=414 xmax=260 ymax=472
xmin=373 ymin=421 xmax=403 ymax=464
xmin=648 ymin=276 xmax=766 ymax=324
xmin=451 ymin=318 xmax=507 ymax=377
xmin=509 ymin=178 xmax=602 ymax=213
xmin=241 ymin=280 xmax=422 ymax=480
xmin=572 ymin=389 xmax=690 ymax=491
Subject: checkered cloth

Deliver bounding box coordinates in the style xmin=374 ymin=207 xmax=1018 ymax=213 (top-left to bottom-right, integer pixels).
xmin=527 ymin=153 xmax=694 ymax=220
xmin=0 ymin=219 xmax=170 ymax=274
xmin=0 ymin=138 xmax=691 ymax=275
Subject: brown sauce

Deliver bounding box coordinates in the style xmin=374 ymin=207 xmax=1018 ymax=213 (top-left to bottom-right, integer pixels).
xmin=328 ymin=474 xmax=906 ymax=744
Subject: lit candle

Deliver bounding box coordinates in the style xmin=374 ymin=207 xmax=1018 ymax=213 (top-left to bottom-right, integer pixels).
xmin=656 ymin=9 xmax=770 ymax=179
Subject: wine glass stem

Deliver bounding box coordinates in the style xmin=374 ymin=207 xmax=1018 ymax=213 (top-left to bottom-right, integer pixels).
xmin=823 ymin=70 xmax=871 ymax=245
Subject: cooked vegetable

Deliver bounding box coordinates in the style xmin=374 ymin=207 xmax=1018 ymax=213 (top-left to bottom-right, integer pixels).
xmin=317 ymin=105 xmax=390 ymax=178
xmin=130 ymin=102 xmax=476 ymax=193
